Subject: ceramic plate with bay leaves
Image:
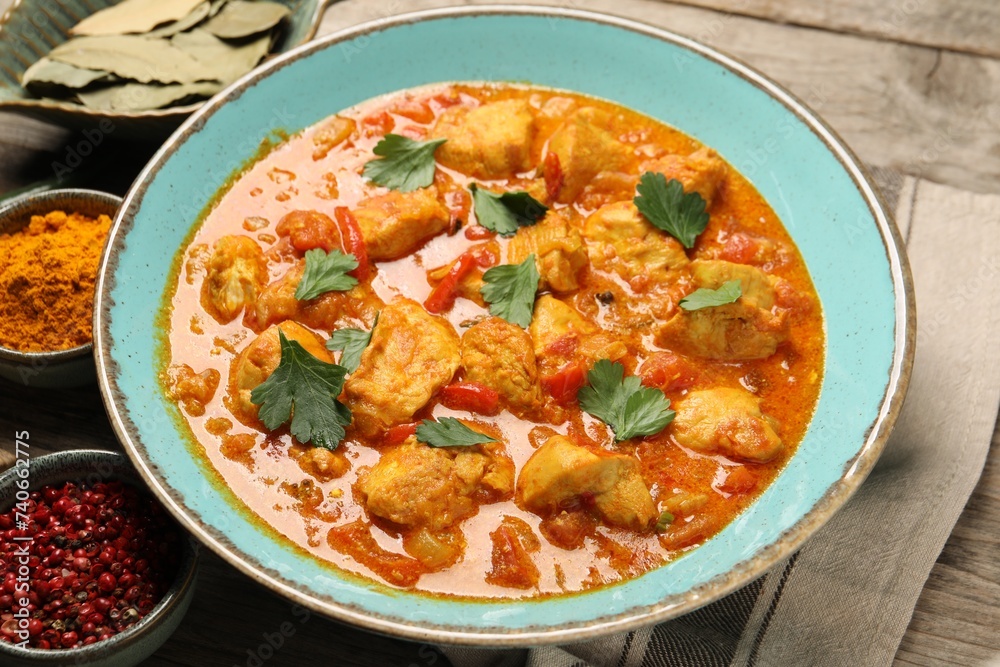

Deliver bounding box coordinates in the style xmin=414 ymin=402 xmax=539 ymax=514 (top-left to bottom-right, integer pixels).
xmin=0 ymin=0 xmax=328 ymax=135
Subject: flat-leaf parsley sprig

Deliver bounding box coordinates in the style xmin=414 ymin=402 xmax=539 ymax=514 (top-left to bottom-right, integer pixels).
xmin=362 ymin=134 xmax=446 ymax=192
xmin=578 ymin=359 xmax=675 ymax=442
xmin=326 ymin=312 xmax=379 ymax=373
xmin=679 ymin=279 xmax=742 ymax=311
xmin=633 ymin=172 xmax=709 ymax=249
xmin=250 ymin=330 xmax=353 ymax=450
xmin=295 ymin=248 xmax=358 ymax=301
xmin=416 ymin=417 xmax=498 ymax=447
xmin=480 ymin=255 xmax=540 ymax=328
xmin=469 ymin=185 xmax=548 ymax=235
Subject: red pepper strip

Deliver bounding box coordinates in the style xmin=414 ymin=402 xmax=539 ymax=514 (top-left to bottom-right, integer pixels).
xmin=464 ymin=225 xmax=495 ymax=241
xmin=384 ymin=422 xmax=418 ymax=446
xmin=540 ymin=361 xmax=588 ymax=405
xmin=424 ymin=251 xmax=477 ymax=314
xmin=543 ymin=152 xmax=563 ymax=201
xmin=439 ymin=382 xmax=501 ymax=415
xmin=333 ymin=206 xmax=370 ymax=282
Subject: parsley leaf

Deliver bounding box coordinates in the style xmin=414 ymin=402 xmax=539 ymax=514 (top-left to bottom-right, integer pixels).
xmin=633 ymin=171 xmax=709 ymax=248
xmin=655 ymin=511 xmax=675 ymax=532
xmin=326 ymin=312 xmax=379 ymax=373
xmin=416 ymin=417 xmax=498 ymax=447
xmin=295 ymin=248 xmax=358 ymax=301
xmin=679 ymin=279 xmax=742 ymax=311
xmin=362 ymin=134 xmax=446 ymax=192
xmin=577 ymin=359 xmax=675 ymax=442
xmin=469 ymin=184 xmax=548 ymax=235
xmin=250 ymin=330 xmax=352 ymax=450
xmin=480 ymin=255 xmax=540 ymax=328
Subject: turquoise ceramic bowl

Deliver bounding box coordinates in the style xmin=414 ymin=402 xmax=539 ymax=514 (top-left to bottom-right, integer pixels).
xmin=94 ymin=6 xmax=915 ymax=645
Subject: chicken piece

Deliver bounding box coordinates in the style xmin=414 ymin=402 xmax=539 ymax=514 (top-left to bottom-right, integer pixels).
xmin=640 ymin=147 xmax=728 ymax=207
xmin=344 ymin=298 xmax=461 ymax=436
xmin=351 ymin=188 xmax=450 ymax=260
xmin=200 ymin=235 xmax=268 ymax=324
xmin=577 ymin=170 xmax=637 ymax=210
xmin=529 ymin=295 xmax=596 ymax=358
xmin=358 ymin=438 xmax=514 ymax=531
xmin=530 ymin=296 xmax=627 ymax=373
xmin=517 ymin=436 xmax=657 ymax=532
xmin=583 ymin=201 xmax=688 ymax=287
xmin=507 ymin=212 xmax=589 ymax=293
xmin=656 ymin=260 xmax=788 ymax=360
xmin=228 ymin=321 xmax=333 ymax=426
xmin=248 ymin=261 xmax=383 ymax=333
xmin=547 ymin=107 xmax=632 ymax=203
xmin=671 ymin=388 xmax=783 ymax=462
xmin=460 ymin=317 xmax=542 ymax=417
xmin=534 ymin=96 xmax=578 ymax=142
xmin=431 ymin=99 xmax=535 ymax=179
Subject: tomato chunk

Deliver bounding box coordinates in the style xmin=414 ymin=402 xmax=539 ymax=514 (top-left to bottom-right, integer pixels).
xmin=333 ymin=206 xmax=370 ymax=282
xmin=275 ymin=210 xmax=340 ymax=253
xmin=439 ymin=382 xmax=500 ymax=415
xmin=720 ymin=232 xmax=760 ymax=264
xmin=543 ymin=333 xmax=579 ymax=358
xmin=392 ymin=98 xmax=435 ymax=124
xmin=361 ymin=110 xmax=394 ymax=137
xmin=485 ymin=523 xmax=539 ymax=590
xmin=445 ymin=188 xmax=471 ymax=235
xmin=639 ymin=352 xmax=699 ymax=393
xmin=718 ymin=466 xmax=758 ymax=494
xmin=384 ymin=422 xmax=419 ymax=446
xmin=540 ymin=361 xmax=587 ymax=405
xmin=464 ymin=225 xmax=495 ymax=241
xmin=424 ymin=251 xmax=477 ymax=313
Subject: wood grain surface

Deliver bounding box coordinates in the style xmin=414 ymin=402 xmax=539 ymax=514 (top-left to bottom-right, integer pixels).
xmin=0 ymin=0 xmax=997 ymax=665
xmin=667 ymin=0 xmax=1000 ymax=58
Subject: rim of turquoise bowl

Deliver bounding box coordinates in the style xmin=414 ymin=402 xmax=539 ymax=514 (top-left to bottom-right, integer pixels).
xmin=93 ymin=5 xmax=916 ymax=646
xmin=0 ymin=188 xmax=121 ymax=364
xmin=0 ymin=449 xmax=199 ymax=663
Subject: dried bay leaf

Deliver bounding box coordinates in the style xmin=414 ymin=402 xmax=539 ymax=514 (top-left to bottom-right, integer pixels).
xmin=202 ymin=1 xmax=290 ymax=39
xmin=172 ymin=29 xmax=270 ymax=85
xmin=71 ymin=0 xmax=206 ymax=36
xmin=50 ymin=36 xmax=211 ymax=84
xmin=208 ymin=0 xmax=231 ymax=18
xmin=147 ymin=2 xmax=212 ymax=38
xmin=21 ymin=58 xmax=110 ymax=91
xmin=78 ymin=81 xmax=222 ymax=111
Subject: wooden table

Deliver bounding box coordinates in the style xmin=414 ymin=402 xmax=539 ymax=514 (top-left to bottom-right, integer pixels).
xmin=1 ymin=1 xmax=997 ymax=664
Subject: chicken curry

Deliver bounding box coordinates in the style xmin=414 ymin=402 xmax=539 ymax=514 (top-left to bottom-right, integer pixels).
xmin=162 ymin=83 xmax=824 ymax=598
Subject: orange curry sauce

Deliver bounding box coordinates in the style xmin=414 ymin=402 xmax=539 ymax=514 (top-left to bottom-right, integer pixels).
xmin=162 ymin=83 xmax=824 ymax=599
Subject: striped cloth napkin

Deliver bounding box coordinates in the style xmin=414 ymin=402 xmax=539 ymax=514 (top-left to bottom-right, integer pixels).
xmin=442 ymin=167 xmax=1000 ymax=667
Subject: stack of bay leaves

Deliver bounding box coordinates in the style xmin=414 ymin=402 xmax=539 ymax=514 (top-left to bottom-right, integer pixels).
xmin=19 ymin=0 xmax=290 ymax=112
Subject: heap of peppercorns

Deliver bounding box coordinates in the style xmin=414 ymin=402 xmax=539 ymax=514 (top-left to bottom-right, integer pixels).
xmin=0 ymin=480 xmax=182 ymax=649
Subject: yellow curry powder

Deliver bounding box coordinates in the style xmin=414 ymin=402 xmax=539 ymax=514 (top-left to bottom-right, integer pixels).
xmin=0 ymin=210 xmax=112 ymax=352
